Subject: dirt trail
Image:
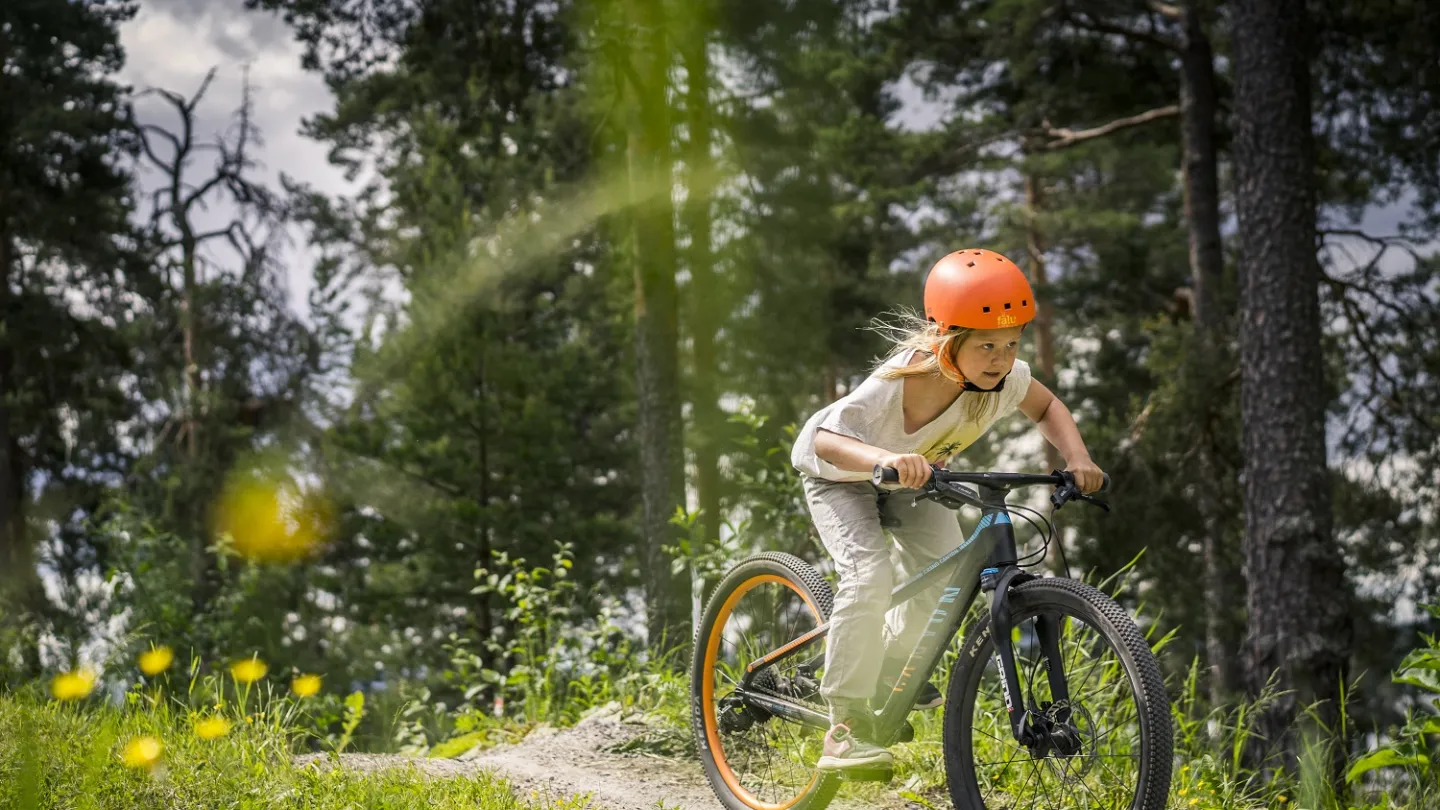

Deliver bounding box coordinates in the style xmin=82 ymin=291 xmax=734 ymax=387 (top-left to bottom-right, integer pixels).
xmin=296 ymin=703 xmax=912 ymax=810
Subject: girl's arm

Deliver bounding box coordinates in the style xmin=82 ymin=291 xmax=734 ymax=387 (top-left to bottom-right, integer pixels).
xmin=814 ymin=429 xmax=932 ymax=489
xmin=1018 ymin=380 xmax=1105 ymax=493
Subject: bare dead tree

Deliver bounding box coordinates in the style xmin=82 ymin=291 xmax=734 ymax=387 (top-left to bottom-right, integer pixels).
xmin=128 ymin=65 xmax=287 ymax=612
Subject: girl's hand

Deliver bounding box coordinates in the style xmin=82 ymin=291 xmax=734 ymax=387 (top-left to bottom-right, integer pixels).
xmin=1067 ymin=457 xmax=1105 ymax=494
xmin=878 ymin=453 xmax=933 ymax=489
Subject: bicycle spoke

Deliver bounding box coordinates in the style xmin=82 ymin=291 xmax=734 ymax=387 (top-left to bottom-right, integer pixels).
xmin=1034 ymin=757 xmax=1062 ymax=810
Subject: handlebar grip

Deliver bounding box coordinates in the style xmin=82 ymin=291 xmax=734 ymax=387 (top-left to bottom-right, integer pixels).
xmin=872 ymin=465 xmax=900 ymax=486
xmin=1099 ymin=472 xmax=1111 ymax=494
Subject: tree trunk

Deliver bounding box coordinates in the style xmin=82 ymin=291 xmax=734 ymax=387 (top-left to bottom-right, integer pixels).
xmin=1024 ymin=169 xmax=1070 ymax=575
xmin=0 ymin=229 xmax=40 ymax=677
xmin=1232 ymin=0 xmax=1349 ymax=779
xmin=683 ymin=25 xmax=721 ymax=625
xmin=182 ymin=234 xmax=214 ymax=616
xmin=1023 ymin=171 xmax=1063 ymax=477
xmin=182 ymin=237 xmax=199 ymax=459
xmin=1181 ymin=5 xmax=1224 ymax=337
xmin=625 ymin=0 xmax=689 ymax=649
xmin=475 ymin=321 xmax=494 ymax=653
xmin=1179 ymin=0 xmax=1233 ymax=708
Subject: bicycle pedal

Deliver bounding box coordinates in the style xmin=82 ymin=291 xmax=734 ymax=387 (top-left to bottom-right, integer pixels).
xmin=895 ymin=721 xmax=915 ymax=743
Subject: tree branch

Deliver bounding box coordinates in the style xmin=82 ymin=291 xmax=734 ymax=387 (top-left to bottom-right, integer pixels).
xmin=1043 ymin=104 xmax=1181 ymax=149
xmin=1059 ymin=1 xmax=1181 ymax=52
xmin=1330 ymin=288 xmax=1436 ymax=439
xmin=135 ymin=123 xmax=181 ymax=170
xmin=1148 ymin=0 xmax=1183 ymax=20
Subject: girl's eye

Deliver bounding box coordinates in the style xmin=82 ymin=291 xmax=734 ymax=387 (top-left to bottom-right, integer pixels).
xmin=981 ymin=344 xmax=994 ymax=350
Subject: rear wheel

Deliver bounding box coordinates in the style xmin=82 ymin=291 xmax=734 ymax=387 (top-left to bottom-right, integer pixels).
xmin=691 ymin=553 xmax=840 ymax=810
xmin=943 ymin=578 xmax=1172 ymax=810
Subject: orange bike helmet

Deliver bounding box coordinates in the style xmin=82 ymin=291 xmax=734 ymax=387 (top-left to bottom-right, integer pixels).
xmin=924 ymin=249 xmax=1036 ymax=383
xmin=924 ymin=249 xmax=1036 ymax=331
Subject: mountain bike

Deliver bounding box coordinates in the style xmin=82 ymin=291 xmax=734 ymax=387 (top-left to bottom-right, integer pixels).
xmin=690 ymin=465 xmax=1172 ymax=810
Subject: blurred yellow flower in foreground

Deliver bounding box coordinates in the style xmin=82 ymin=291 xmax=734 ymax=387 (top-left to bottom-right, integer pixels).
xmin=230 ymin=656 xmax=268 ymax=684
xmin=51 ymin=668 xmax=97 ymax=701
xmin=138 ymin=645 xmax=174 ymax=676
xmin=212 ymin=470 xmax=333 ymax=564
xmin=121 ymin=736 xmax=163 ymax=770
xmin=291 ymin=673 xmax=322 ymax=698
xmin=194 ymin=716 xmax=232 ymax=740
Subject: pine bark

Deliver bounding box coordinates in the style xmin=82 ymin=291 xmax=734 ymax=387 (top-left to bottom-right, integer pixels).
xmin=684 ymin=24 xmax=722 ymax=588
xmin=1232 ymin=0 xmax=1350 ymax=776
xmin=1179 ymin=0 xmax=1233 ymax=707
xmin=1023 ymin=171 xmax=1063 ymax=478
xmin=626 ymin=0 xmax=689 ymax=648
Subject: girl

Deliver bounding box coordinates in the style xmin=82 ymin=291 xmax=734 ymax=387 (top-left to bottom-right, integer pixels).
xmin=789 ymin=248 xmax=1104 ymax=772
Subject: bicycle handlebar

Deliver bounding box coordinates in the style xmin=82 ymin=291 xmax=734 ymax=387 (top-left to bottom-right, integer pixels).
xmin=871 ymin=465 xmax=1111 ymax=511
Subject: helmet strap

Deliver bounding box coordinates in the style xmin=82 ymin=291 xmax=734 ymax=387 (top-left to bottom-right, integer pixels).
xmin=932 ymin=339 xmax=965 ymax=383
xmin=963 ymin=374 xmax=1007 ymax=393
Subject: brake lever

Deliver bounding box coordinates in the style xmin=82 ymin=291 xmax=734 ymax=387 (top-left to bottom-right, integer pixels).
xmin=1050 ymin=470 xmax=1078 ymax=510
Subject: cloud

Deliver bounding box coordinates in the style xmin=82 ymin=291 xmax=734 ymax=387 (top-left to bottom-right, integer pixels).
xmin=119 ymin=0 xmax=355 ymax=315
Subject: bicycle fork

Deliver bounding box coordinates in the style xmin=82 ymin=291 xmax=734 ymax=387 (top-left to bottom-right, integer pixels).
xmin=982 ymin=515 xmax=1075 ymax=751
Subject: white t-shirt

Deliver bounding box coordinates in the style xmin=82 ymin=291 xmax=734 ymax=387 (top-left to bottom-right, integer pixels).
xmin=790 ymin=352 xmax=1033 ymax=482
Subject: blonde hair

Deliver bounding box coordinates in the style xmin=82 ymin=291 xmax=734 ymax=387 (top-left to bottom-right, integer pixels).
xmin=870 ymin=309 xmax=1002 ymax=426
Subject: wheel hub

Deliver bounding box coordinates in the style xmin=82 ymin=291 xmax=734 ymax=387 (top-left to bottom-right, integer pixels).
xmin=1027 ymin=700 xmax=1094 ymax=761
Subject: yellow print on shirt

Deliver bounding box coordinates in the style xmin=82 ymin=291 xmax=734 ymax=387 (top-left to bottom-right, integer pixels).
xmin=919 ymin=424 xmax=982 ymax=465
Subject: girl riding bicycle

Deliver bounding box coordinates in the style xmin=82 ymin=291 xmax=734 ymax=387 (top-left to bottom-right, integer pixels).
xmin=789 ymin=248 xmax=1105 ymax=773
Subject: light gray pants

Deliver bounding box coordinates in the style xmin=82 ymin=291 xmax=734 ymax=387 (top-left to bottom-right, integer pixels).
xmin=802 ymin=476 xmax=964 ymax=715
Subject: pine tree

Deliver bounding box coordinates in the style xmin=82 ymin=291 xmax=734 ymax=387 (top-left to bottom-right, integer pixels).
xmin=0 ymin=0 xmax=137 ymax=676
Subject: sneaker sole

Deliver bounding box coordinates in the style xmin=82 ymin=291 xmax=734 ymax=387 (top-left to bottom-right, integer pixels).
xmin=817 ymin=752 xmax=894 ymax=772
xmin=836 ymin=765 xmax=894 ymax=783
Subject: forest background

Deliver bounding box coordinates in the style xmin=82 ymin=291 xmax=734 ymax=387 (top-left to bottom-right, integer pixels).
xmin=2 ymin=0 xmax=1439 ymax=804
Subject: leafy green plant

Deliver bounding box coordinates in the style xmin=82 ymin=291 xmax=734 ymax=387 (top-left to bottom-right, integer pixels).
xmin=1345 ymin=604 xmax=1440 ymax=805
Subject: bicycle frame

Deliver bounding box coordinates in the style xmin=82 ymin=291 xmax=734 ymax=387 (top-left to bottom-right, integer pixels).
xmin=736 ymin=478 xmax=1070 ymax=748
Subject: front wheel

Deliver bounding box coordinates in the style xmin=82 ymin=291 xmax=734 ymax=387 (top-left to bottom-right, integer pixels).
xmin=944 ymin=577 xmax=1173 ymax=810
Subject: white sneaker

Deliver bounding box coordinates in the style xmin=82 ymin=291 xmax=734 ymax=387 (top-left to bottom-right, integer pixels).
xmin=816 ymin=723 xmax=893 ymax=772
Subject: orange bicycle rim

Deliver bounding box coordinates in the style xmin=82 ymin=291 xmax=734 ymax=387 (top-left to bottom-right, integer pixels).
xmin=701 ymin=574 xmax=823 ymax=810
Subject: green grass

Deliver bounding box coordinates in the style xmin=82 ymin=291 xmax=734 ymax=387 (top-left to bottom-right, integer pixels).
xmin=0 ymin=691 xmax=588 ymax=810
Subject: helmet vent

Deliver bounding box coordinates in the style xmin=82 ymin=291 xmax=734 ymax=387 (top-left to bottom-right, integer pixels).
xmin=1022 ymin=299 xmax=1029 ymax=306
xmin=1004 ymin=302 xmax=1012 ymax=310
xmin=966 ymin=261 xmax=976 ymax=268
xmin=982 ymin=306 xmax=991 ymax=313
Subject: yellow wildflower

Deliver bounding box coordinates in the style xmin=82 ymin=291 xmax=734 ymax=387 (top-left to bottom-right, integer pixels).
xmin=230 ymin=656 xmax=268 ymax=683
xmin=138 ymin=646 xmax=174 ymax=676
xmin=194 ymin=716 xmax=232 ymax=740
xmin=291 ymin=673 xmax=322 ymax=698
xmin=121 ymin=736 xmax=163 ymax=770
xmin=51 ymin=668 xmax=97 ymax=701
xmin=1277 ymin=796 xmax=1288 ymax=804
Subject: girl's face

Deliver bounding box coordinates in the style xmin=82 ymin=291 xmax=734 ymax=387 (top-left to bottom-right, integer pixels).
xmin=954 ymin=327 xmax=1024 ymax=389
